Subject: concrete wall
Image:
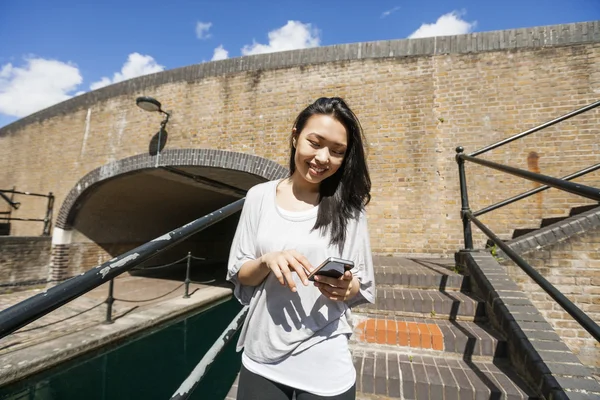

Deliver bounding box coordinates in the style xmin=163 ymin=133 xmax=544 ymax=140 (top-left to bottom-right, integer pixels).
xmin=1 ymin=21 xmax=600 ymax=257
xmin=0 ymin=237 xmax=51 ymax=292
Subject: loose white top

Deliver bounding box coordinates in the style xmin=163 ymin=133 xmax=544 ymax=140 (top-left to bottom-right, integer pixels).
xmin=226 ymin=179 xmax=375 ymax=394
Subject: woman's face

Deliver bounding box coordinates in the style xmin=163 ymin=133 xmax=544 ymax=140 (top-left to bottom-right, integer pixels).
xmin=292 ymin=114 xmax=348 ymax=188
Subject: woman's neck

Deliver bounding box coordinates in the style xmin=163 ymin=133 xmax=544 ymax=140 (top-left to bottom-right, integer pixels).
xmin=290 ymin=172 xmax=319 ymax=197
xmin=276 ymin=174 xmax=320 ymax=211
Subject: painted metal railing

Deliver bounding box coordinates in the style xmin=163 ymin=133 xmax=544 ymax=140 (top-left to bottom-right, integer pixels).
xmin=0 ymin=198 xmax=245 ymax=339
xmin=0 ymin=188 xmax=54 ymax=236
xmin=103 ymin=251 xmax=207 ymax=324
xmin=170 ymin=306 xmax=249 ymax=400
xmin=455 ymin=99 xmax=600 ymax=342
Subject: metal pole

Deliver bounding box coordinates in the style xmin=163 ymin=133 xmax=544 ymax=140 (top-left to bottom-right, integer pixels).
xmin=8 ymin=186 xmax=15 ymax=225
xmin=170 ymin=306 xmax=249 ymax=400
xmin=104 ymin=279 xmax=114 ymax=324
xmin=456 ymin=147 xmax=473 ymax=250
xmin=43 ymin=192 xmax=54 ymax=236
xmin=0 ymin=189 xmax=52 ymax=198
xmin=470 ymin=99 xmax=600 ymax=157
xmin=156 ymin=127 xmax=162 ymax=168
xmin=0 ymin=191 xmax=20 ymax=209
xmin=155 ymin=113 xmax=169 ymax=168
xmin=473 ymin=163 xmax=600 ymax=217
xmin=461 ymin=154 xmax=600 ymax=202
xmin=183 ymin=252 xmax=191 ymax=298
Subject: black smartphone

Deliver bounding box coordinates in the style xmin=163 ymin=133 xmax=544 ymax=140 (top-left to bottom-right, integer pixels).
xmin=307 ymin=257 xmax=354 ymax=281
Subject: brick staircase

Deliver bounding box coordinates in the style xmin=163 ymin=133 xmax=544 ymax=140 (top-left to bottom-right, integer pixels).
xmin=350 ymin=256 xmax=538 ymax=399
xmin=225 ymin=256 xmax=540 ymax=399
xmin=504 ymin=204 xmax=598 ymax=241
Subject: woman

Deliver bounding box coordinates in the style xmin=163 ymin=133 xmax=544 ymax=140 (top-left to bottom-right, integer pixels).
xmin=227 ymin=97 xmax=375 ymax=400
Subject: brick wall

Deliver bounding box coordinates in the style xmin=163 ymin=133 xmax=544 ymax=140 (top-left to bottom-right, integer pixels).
xmin=502 ymin=226 xmax=600 ymax=371
xmin=0 ymin=237 xmax=51 ymax=292
xmin=1 ymin=22 xmax=599 ymax=257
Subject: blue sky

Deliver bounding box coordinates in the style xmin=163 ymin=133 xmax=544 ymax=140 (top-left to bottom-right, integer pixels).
xmin=1 ymin=0 xmax=599 ymax=128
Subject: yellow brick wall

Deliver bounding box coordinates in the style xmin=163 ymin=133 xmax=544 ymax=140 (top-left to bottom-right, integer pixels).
xmin=1 ymin=44 xmax=599 ymax=256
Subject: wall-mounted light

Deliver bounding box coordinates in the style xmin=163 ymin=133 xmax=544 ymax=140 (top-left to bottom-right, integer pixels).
xmin=136 ymin=96 xmax=171 ymax=167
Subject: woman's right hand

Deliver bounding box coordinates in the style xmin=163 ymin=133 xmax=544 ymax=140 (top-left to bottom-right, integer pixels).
xmin=259 ymin=250 xmax=313 ymax=292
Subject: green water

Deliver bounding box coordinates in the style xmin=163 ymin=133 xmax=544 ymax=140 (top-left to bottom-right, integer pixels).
xmin=0 ymin=298 xmax=243 ymax=400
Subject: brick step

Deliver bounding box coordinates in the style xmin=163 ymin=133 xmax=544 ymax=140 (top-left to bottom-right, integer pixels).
xmin=355 ymin=288 xmax=485 ymax=321
xmin=352 ymin=347 xmax=537 ymax=400
xmin=373 ymin=256 xmax=467 ymax=291
xmin=350 ymin=315 xmax=506 ymax=358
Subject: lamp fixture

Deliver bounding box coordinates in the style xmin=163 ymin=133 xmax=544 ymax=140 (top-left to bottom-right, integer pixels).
xmin=135 ymin=96 xmax=171 ymax=167
xmin=136 ymin=96 xmax=165 ymax=114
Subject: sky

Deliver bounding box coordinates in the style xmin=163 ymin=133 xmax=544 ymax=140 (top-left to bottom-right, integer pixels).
xmin=1 ymin=0 xmax=599 ymax=128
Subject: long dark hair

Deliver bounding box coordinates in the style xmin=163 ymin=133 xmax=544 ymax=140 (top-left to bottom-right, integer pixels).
xmin=289 ymin=97 xmax=371 ymax=252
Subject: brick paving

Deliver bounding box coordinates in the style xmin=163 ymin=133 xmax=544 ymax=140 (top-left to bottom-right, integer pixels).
xmin=352 ymin=350 xmax=533 ymax=400
xmin=0 ymin=275 xmax=211 ymax=357
xmin=351 ymin=316 xmax=504 ymax=357
xmin=357 ymin=287 xmax=485 ymax=320
xmin=354 ymin=319 xmax=445 ymax=350
xmin=372 ymin=257 xmax=466 ymax=291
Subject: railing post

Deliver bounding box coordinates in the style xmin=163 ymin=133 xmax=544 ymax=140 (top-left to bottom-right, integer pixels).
xmin=104 ymin=279 xmax=115 ymax=324
xmin=456 ymin=147 xmax=474 ymax=250
xmin=43 ymin=192 xmax=54 ymax=236
xmin=183 ymin=252 xmax=191 ymax=298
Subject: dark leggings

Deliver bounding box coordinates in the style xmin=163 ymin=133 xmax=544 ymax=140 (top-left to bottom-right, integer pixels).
xmin=237 ymin=365 xmax=356 ymax=400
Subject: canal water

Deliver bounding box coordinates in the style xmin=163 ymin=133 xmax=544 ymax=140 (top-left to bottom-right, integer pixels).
xmin=0 ymin=298 xmax=243 ymax=400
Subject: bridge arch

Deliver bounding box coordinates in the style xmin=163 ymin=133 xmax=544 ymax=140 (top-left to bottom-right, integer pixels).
xmin=50 ymin=148 xmax=288 ymax=282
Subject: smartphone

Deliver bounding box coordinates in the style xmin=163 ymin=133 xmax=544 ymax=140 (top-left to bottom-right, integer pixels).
xmin=307 ymin=257 xmax=354 ymax=281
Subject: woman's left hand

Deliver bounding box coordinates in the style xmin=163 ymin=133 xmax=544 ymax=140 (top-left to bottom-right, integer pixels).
xmin=314 ymin=271 xmax=360 ymax=301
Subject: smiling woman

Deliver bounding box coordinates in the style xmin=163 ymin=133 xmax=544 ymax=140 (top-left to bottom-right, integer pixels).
xmin=293 ymin=116 xmax=347 ymax=184
xmin=226 ymin=97 xmax=374 ymax=400
xmin=287 ymin=98 xmax=371 ymax=252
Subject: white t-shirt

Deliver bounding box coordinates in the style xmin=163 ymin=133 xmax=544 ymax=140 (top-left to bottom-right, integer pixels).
xmin=226 ymin=179 xmax=375 ymax=395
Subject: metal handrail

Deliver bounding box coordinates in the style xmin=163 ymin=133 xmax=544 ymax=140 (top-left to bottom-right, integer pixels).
xmin=170 ymin=306 xmax=249 ymax=400
xmin=455 ymin=99 xmax=600 ymax=345
xmin=469 ymin=99 xmax=600 ymax=157
xmin=0 ymin=198 xmax=245 ymax=339
xmin=103 ymin=252 xmax=207 ymax=323
xmin=466 ymin=211 xmax=600 ymax=342
xmin=473 ymin=163 xmax=600 ymax=217
xmin=0 ymin=189 xmax=55 ymax=236
xmin=458 ymin=153 xmax=600 ymax=202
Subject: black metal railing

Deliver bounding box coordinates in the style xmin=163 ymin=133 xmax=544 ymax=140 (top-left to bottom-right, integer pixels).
xmin=102 ymin=252 xmax=208 ymax=324
xmin=0 ymin=188 xmax=54 ymax=236
xmin=455 ymin=99 xmax=600 ymax=342
xmin=0 ymin=198 xmax=245 ymax=339
xmin=170 ymin=306 xmax=249 ymax=400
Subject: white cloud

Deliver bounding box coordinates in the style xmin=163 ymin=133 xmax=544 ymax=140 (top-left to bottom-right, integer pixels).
xmin=408 ymin=11 xmax=476 ymax=39
xmin=0 ymin=57 xmax=82 ymax=118
xmin=211 ymin=45 xmax=229 ymax=61
xmin=89 ymin=53 xmax=165 ymax=90
xmin=381 ymin=6 xmax=400 ymax=19
xmin=241 ymin=20 xmax=320 ymax=56
xmin=196 ymin=21 xmax=212 ymax=40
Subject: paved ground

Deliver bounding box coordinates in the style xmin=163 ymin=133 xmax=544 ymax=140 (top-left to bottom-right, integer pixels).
xmin=0 ymin=267 xmax=232 ymax=385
